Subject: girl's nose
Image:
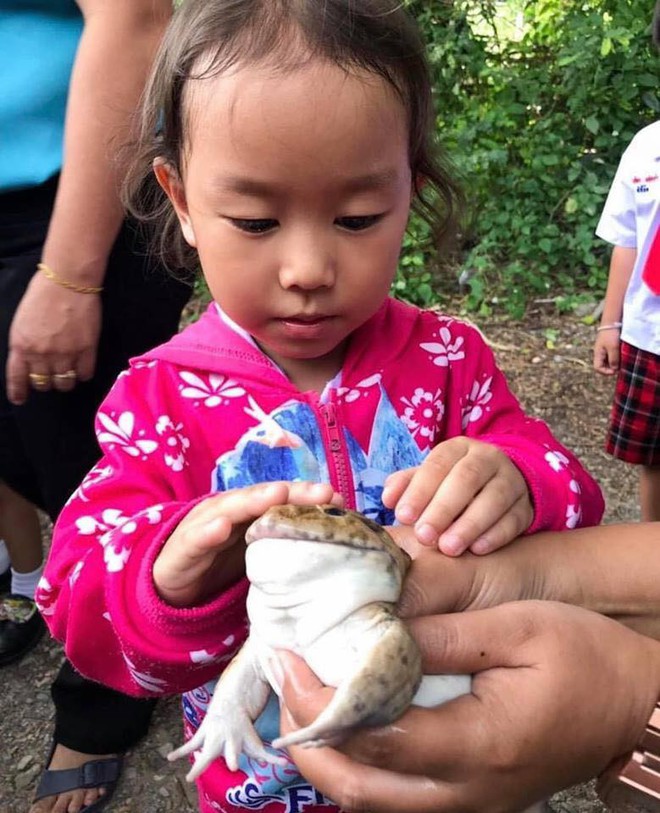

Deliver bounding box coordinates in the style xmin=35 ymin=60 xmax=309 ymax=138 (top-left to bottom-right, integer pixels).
xmin=278 ymin=234 xmax=336 ymax=291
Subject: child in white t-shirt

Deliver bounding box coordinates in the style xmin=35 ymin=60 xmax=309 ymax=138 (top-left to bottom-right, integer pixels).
xmin=594 ymin=120 xmax=660 ymax=520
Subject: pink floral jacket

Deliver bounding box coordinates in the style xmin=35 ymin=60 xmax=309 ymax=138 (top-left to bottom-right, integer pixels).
xmin=38 ymin=298 xmax=604 ymax=813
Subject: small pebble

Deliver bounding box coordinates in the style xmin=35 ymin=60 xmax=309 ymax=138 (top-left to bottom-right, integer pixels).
xmin=15 ymin=765 xmax=40 ymax=790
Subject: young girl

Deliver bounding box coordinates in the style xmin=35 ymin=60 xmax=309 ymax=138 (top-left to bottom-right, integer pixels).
xmin=38 ymin=1 xmax=604 ymax=811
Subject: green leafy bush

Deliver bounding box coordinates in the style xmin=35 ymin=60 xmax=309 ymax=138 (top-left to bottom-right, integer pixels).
xmin=399 ymin=0 xmax=658 ymax=316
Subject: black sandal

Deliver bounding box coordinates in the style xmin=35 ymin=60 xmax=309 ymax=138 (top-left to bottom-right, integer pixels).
xmin=33 ymin=744 xmax=124 ymax=812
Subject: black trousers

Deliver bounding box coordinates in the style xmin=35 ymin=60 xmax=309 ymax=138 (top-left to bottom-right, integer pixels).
xmin=0 ymin=176 xmax=192 ymax=753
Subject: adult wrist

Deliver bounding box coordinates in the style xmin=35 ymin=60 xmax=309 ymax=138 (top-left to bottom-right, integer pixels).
xmin=38 ymin=263 xmax=104 ymax=295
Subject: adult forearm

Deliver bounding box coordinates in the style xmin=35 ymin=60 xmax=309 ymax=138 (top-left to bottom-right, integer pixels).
xmin=41 ymin=0 xmax=172 ymax=284
xmin=538 ymin=522 xmax=660 ymax=638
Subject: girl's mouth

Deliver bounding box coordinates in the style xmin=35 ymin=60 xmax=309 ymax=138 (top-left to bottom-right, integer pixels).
xmin=278 ymin=315 xmax=334 ymax=339
xmin=283 ymin=314 xmax=330 ymax=325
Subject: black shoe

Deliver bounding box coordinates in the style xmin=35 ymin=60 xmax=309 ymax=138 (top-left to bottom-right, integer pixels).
xmin=0 ymin=594 xmax=46 ymax=666
xmin=0 ymin=567 xmax=9 ymax=594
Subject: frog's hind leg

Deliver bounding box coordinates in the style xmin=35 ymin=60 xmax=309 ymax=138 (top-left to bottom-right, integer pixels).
xmin=273 ymin=617 xmax=421 ymax=750
xmin=169 ymin=638 xmax=286 ymax=779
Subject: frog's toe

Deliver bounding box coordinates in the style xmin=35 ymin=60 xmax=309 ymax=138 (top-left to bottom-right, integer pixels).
xmin=186 ymin=746 xmax=220 ymax=782
xmin=243 ymin=731 xmax=288 ymax=767
xmin=275 ymin=735 xmax=335 ymax=750
xmin=168 ymin=727 xmax=206 ymax=762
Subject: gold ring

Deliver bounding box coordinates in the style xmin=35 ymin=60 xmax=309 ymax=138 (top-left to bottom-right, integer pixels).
xmin=28 ymin=373 xmax=51 ymax=385
xmin=53 ymin=370 xmax=77 ymax=381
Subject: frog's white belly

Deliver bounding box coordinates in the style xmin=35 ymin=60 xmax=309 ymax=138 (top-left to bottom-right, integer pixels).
xmin=245 ymin=538 xmax=401 ymax=644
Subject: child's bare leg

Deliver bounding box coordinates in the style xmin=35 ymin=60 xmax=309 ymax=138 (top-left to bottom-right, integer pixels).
xmin=640 ymin=464 xmax=660 ymax=522
xmin=0 ymin=480 xmax=42 ymax=574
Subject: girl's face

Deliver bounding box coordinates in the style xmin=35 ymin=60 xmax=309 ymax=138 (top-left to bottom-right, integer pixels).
xmin=157 ymin=58 xmax=412 ymax=391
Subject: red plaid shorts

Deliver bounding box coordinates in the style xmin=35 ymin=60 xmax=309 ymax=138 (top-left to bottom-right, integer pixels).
xmin=606 ymin=341 xmax=660 ymax=465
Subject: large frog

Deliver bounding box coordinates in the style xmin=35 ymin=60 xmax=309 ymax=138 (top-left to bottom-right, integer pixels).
xmin=170 ymin=504 xmax=472 ymax=781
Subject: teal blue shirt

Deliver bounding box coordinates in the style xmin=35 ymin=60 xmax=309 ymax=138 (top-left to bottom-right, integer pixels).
xmin=0 ymin=0 xmax=83 ymax=192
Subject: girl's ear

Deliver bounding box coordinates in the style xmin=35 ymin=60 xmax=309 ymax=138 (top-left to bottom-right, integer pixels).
xmin=413 ymin=173 xmax=427 ymax=200
xmin=153 ymin=159 xmax=197 ymax=248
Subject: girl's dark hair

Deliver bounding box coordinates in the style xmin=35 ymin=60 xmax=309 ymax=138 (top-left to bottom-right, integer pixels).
xmin=123 ymin=0 xmax=464 ymax=271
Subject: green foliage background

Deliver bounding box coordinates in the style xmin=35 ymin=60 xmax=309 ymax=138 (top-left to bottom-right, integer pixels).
xmin=399 ymin=0 xmax=658 ymax=316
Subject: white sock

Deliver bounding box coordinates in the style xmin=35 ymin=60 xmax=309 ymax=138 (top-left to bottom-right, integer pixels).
xmin=11 ymin=563 xmax=44 ymax=601
xmin=0 ymin=540 xmax=9 ymax=573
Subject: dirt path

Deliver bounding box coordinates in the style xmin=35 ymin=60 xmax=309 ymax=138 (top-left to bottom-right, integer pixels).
xmin=1 ymin=311 xmax=640 ymax=813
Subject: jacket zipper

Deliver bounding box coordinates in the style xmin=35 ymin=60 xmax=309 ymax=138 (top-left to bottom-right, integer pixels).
xmin=319 ymin=401 xmax=354 ymax=508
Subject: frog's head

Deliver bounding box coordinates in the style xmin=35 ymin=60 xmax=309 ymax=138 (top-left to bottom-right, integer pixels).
xmin=245 ymin=504 xmax=410 ymax=576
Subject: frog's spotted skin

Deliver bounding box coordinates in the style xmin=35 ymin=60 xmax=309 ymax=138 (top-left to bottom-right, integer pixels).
xmin=169 ymin=504 xmax=470 ymax=782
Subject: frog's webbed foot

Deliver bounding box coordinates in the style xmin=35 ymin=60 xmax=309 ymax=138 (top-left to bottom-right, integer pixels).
xmin=168 ymin=639 xmax=286 ymax=780
xmin=169 ymin=703 xmax=286 ymax=780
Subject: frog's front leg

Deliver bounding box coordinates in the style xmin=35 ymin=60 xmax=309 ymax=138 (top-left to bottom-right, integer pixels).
xmin=168 ymin=637 xmax=286 ymax=780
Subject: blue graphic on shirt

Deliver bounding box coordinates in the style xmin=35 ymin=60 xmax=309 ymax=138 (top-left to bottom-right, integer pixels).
xmin=350 ymin=386 xmax=424 ymax=522
xmin=205 ymin=386 xmax=424 ymax=809
xmin=213 ymin=388 xmax=423 ymax=526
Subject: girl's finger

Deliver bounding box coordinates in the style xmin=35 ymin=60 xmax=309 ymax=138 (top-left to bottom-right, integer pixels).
xmin=436 ymin=476 xmax=528 ymax=554
xmin=468 ymin=494 xmax=534 ymax=555
xmin=286 ymin=481 xmax=343 ymax=506
xmin=203 ymin=481 xmax=341 ymax=528
xmin=415 ymin=448 xmax=508 ymax=549
xmin=381 ymin=468 xmax=416 ymax=509
xmin=393 ymin=451 xmax=464 ymax=530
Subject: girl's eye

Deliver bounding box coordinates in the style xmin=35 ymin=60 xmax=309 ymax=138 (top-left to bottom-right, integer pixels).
xmin=229 ymin=218 xmax=278 ymax=234
xmin=336 ymin=214 xmax=383 ymax=231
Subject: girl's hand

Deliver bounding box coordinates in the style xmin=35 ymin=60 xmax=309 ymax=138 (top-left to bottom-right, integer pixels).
xmin=593 ymin=329 xmax=621 ymax=376
xmin=382 ymin=438 xmax=533 ymax=556
xmin=278 ymin=602 xmax=660 ymax=813
xmin=154 ymin=481 xmax=342 ymax=607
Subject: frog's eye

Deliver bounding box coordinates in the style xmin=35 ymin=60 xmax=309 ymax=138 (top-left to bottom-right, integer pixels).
xmin=323 ymin=506 xmax=346 ymax=517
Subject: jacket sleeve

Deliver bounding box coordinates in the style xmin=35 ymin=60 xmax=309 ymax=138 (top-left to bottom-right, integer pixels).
xmin=36 ymin=362 xmax=249 ymax=697
xmin=442 ymin=320 xmax=604 ymax=532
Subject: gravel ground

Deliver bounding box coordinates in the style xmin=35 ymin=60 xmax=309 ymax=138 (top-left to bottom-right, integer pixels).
xmin=0 ymin=309 xmax=643 ymax=813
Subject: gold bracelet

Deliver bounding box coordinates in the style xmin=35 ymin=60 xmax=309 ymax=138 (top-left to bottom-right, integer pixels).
xmin=37 ymin=262 xmax=103 ymax=295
